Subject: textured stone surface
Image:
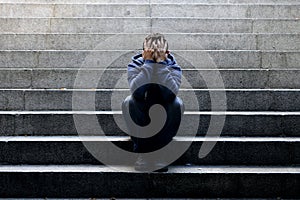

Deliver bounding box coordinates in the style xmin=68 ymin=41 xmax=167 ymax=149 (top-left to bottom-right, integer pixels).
xmin=253 ymin=19 xmax=300 ymax=34
xmin=0 ymin=51 xmax=37 ymax=68
xmin=151 ymin=4 xmax=300 ymax=18
xmin=31 ymin=69 xmax=270 ymax=89
xmin=152 ymin=18 xmax=253 ymax=33
xmin=0 ymin=0 xmax=149 ymax=3
xmin=1 ymin=0 xmax=299 ymax=3
xmin=2 ymin=50 xmax=299 ymax=69
xmin=0 ymin=90 xmax=24 ymax=110
xmin=1 ymin=18 xmax=297 ymax=34
xmin=153 ymin=0 xmax=300 ymax=3
xmin=6 ymin=68 xmax=300 ymax=89
xmin=0 ymin=18 xmax=151 ymax=34
xmin=0 ymin=136 xmax=299 ymax=165
xmin=229 ymin=0 xmax=300 ymax=3
xmin=2 ymin=90 xmax=294 ymax=111
xmin=0 ymin=89 xmax=298 ymax=111
xmin=0 ymin=33 xmax=261 ymax=50
xmin=0 ymin=166 xmax=299 ymax=198
xmin=0 ymin=4 xmax=150 ymax=18
xmin=0 ymin=69 xmax=31 ymax=88
xmin=262 ymin=51 xmax=300 ymax=69
xmin=0 ymin=115 xmax=15 ymax=136
xmin=257 ymin=34 xmax=300 ymax=50
xmin=3 ymin=113 xmax=300 ymax=136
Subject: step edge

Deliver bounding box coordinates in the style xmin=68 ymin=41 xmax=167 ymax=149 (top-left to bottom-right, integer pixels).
xmin=0 ymin=164 xmax=299 ymax=174
xmin=0 ymin=135 xmax=300 ymax=142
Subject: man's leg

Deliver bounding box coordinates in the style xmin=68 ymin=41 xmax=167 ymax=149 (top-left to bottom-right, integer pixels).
xmin=150 ymin=96 xmax=184 ymax=151
xmin=143 ymin=96 xmax=184 ymax=172
xmin=122 ymin=95 xmax=184 ymax=171
xmin=122 ymin=95 xmax=150 ymax=153
xmin=122 ymin=96 xmax=184 ymax=152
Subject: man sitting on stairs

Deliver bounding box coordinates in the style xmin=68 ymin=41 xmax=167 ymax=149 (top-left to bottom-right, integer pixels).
xmin=122 ymin=33 xmax=184 ymax=172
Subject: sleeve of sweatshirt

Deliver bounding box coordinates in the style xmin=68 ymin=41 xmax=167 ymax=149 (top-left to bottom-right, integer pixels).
xmin=156 ymin=64 xmax=182 ymax=101
xmin=127 ymin=60 xmax=154 ymax=100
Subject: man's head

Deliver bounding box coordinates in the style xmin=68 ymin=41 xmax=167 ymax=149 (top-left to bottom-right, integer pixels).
xmin=142 ymin=33 xmax=169 ymax=62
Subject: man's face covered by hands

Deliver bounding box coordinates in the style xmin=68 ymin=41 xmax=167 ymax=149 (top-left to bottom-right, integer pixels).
xmin=142 ymin=33 xmax=169 ymax=63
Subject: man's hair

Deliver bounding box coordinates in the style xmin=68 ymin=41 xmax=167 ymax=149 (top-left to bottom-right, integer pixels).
xmin=143 ymin=33 xmax=168 ymax=52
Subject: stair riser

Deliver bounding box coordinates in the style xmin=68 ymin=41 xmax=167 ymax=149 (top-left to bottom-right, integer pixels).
xmin=0 ymin=0 xmax=149 ymax=3
xmin=154 ymin=0 xmax=300 ymax=3
xmin=0 ymin=90 xmax=299 ymax=111
xmin=0 ymin=18 xmax=299 ymax=33
xmin=152 ymin=4 xmax=300 ymax=18
xmin=1 ymin=0 xmax=300 ymax=4
xmin=1 ymin=34 xmax=299 ymax=51
xmin=0 ymin=171 xmax=299 ymax=198
xmin=153 ymin=18 xmax=300 ymax=34
xmin=0 ymin=51 xmax=299 ymax=69
xmin=230 ymin=0 xmax=300 ymax=3
xmin=1 ymin=69 xmax=299 ymax=89
xmin=0 ymin=140 xmax=299 ymax=165
xmin=0 ymin=4 xmax=299 ymax=18
xmin=0 ymin=114 xmax=299 ymax=136
xmin=0 ymin=4 xmax=149 ymax=18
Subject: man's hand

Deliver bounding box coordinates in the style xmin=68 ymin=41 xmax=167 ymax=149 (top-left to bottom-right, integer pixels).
xmin=142 ymin=48 xmax=169 ymax=63
xmin=154 ymin=49 xmax=167 ymax=63
xmin=142 ymin=48 xmax=154 ymax=61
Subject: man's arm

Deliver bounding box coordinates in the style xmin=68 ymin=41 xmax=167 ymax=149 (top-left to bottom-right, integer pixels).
xmin=127 ymin=49 xmax=156 ymax=100
xmin=128 ymin=59 xmax=154 ymax=100
xmin=127 ymin=51 xmax=182 ymax=102
xmin=157 ymin=64 xmax=181 ymax=95
xmin=156 ymin=63 xmax=182 ymax=102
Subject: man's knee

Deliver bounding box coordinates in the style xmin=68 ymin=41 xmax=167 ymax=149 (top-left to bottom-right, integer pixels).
xmin=122 ymin=95 xmax=133 ymax=111
xmin=171 ymin=97 xmax=185 ymax=114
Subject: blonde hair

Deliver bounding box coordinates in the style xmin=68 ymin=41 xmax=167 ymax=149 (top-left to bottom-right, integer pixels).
xmin=143 ymin=33 xmax=168 ymax=51
xmin=143 ymin=33 xmax=168 ymax=61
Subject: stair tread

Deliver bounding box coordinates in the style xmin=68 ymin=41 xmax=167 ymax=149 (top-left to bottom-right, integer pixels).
xmin=0 ymin=164 xmax=299 ymax=173
xmin=0 ymin=135 xmax=300 ymax=142
xmin=1 ymin=110 xmax=300 ymax=115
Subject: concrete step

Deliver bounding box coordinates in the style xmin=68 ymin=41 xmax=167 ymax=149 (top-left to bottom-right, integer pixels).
xmin=152 ymin=18 xmax=300 ymax=34
xmin=0 ymin=50 xmax=299 ymax=69
xmin=1 ymin=0 xmax=300 ymax=4
xmin=0 ymin=111 xmax=299 ymax=136
xmin=151 ymin=4 xmax=300 ymax=18
xmin=0 ymin=3 xmax=150 ymax=18
xmin=1 ymin=89 xmax=300 ymax=111
xmin=0 ymin=0 xmax=149 ymax=3
xmin=229 ymin=0 xmax=300 ymax=4
xmin=0 ymin=33 xmax=299 ymax=50
xmin=153 ymin=0 xmax=300 ymax=4
xmin=0 ymin=164 xmax=299 ymax=198
xmin=1 ymin=69 xmax=299 ymax=89
xmin=0 ymin=136 xmax=299 ymax=165
xmin=0 ymin=4 xmax=299 ymax=18
xmin=0 ymin=18 xmax=299 ymax=34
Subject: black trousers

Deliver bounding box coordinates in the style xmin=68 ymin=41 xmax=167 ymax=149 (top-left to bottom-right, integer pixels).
xmin=122 ymin=95 xmax=184 ymax=153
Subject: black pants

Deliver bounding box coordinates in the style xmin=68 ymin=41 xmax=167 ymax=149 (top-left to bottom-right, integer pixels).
xmin=122 ymin=95 xmax=184 ymax=153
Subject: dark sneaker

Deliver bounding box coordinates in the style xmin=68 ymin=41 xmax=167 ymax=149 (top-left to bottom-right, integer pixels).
xmin=134 ymin=155 xmax=151 ymax=172
xmin=153 ymin=162 xmax=169 ymax=172
xmin=135 ymin=155 xmax=169 ymax=172
xmin=154 ymin=166 xmax=168 ymax=172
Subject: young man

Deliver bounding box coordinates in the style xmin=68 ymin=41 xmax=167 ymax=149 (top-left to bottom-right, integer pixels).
xmin=122 ymin=33 xmax=184 ymax=172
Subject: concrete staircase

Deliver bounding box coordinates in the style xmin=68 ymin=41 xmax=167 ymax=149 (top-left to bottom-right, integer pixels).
xmin=0 ymin=0 xmax=300 ymax=198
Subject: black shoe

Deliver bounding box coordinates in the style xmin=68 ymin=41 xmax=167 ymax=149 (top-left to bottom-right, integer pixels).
xmin=154 ymin=166 xmax=168 ymax=172
xmin=134 ymin=155 xmax=151 ymax=172
xmin=135 ymin=156 xmax=169 ymax=172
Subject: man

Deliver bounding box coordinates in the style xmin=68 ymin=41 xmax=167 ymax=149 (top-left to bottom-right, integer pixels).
xmin=122 ymin=33 xmax=184 ymax=172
